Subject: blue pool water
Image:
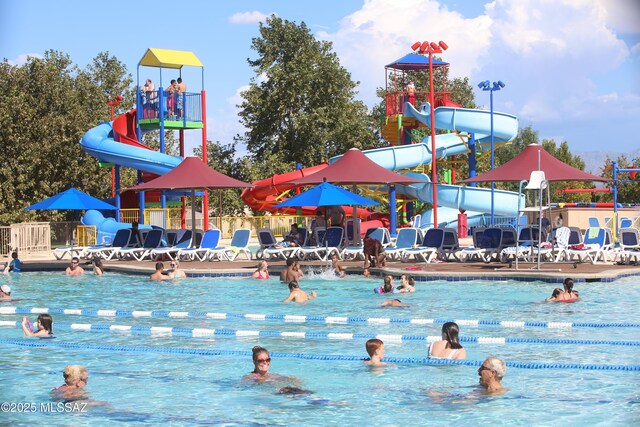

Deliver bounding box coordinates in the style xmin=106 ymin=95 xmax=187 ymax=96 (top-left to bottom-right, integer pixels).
xmin=0 ymin=270 xmax=639 ymax=426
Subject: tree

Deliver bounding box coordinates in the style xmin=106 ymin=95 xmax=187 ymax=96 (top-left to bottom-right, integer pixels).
xmin=0 ymin=51 xmax=133 ymax=224
xmin=600 ymin=156 xmax=640 ymax=204
xmin=236 ymin=15 xmax=378 ymax=172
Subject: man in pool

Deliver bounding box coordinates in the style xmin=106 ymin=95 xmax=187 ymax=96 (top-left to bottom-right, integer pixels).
xmin=65 ymin=257 xmax=85 ymax=276
xmin=280 ymin=257 xmax=298 ymax=283
xmin=150 ymin=262 xmax=171 ymax=281
xmin=478 ymin=356 xmax=507 ymax=395
xmin=380 ymin=299 xmax=411 ymax=308
xmin=282 ymin=281 xmax=316 ymax=303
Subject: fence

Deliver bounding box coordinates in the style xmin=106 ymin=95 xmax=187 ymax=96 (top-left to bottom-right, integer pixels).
xmin=0 ymin=223 xmax=51 ymax=257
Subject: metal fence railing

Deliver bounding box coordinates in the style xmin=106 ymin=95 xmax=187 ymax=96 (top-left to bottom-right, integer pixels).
xmin=0 ymin=222 xmax=51 ymax=256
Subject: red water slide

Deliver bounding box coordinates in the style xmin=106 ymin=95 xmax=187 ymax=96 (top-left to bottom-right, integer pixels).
xmin=241 ymin=164 xmax=387 ymax=227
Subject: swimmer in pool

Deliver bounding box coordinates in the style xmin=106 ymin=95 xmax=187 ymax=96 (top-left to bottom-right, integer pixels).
xmin=397 ymin=274 xmax=415 ymax=293
xmin=243 ymin=346 xmax=294 ymax=384
xmin=168 ymin=260 xmax=187 ymax=279
xmin=91 ymin=257 xmax=104 ymax=276
xmin=559 ymin=278 xmax=579 ymax=301
xmin=252 ymin=260 xmax=270 ymax=279
xmin=428 ymin=322 xmax=467 ymax=360
xmin=280 ymin=258 xmax=298 ymax=283
xmin=363 ymin=338 xmax=388 ymax=367
xmin=380 ymin=299 xmax=411 ymax=307
xmin=65 ymin=257 xmax=85 ymax=276
xmin=51 ymin=365 xmax=89 ymax=401
xmin=478 ymin=356 xmax=507 ymax=395
xmin=0 ymin=284 xmax=11 ymax=300
xmin=22 ymin=314 xmax=53 ymax=337
xmin=282 ymin=281 xmax=317 ymax=303
xmin=150 ymin=262 xmax=171 ymax=281
xmin=331 ymin=253 xmax=346 ymax=278
xmin=546 ymin=288 xmax=564 ymax=302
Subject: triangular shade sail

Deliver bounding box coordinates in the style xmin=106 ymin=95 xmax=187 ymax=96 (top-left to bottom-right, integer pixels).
xmin=289 ymin=148 xmax=423 ymax=186
xmin=129 ymin=157 xmax=253 ymax=191
xmin=25 ymin=188 xmax=117 ymax=211
xmin=461 ymin=144 xmax=609 ymax=183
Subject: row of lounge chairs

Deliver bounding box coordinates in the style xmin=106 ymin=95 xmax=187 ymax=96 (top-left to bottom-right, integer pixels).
xmin=54 ymin=228 xmax=252 ymax=262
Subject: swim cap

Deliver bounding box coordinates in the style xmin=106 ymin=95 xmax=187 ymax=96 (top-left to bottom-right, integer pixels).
xmin=0 ymin=285 xmax=10 ymax=294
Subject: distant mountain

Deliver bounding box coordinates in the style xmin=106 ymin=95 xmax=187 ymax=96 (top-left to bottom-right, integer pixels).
xmin=576 ymin=149 xmax=640 ymax=175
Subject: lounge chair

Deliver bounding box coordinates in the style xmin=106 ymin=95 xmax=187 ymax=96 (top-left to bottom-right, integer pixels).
xmin=460 ymin=227 xmax=503 ymax=262
xmin=178 ymin=229 xmax=223 ymax=261
xmin=208 ymin=228 xmax=252 ymax=261
xmin=149 ymin=229 xmax=193 ymax=260
xmin=258 ymin=228 xmax=302 ymax=260
xmin=441 ymin=228 xmax=461 ymax=261
xmin=84 ymin=228 xmax=132 ymax=260
xmin=384 ymin=228 xmax=420 ymax=261
xmin=298 ymin=226 xmax=344 ymax=261
xmin=617 ymin=228 xmax=640 ymax=264
xmin=500 ymin=226 xmax=540 ymax=262
xmin=620 ymin=217 xmax=632 ymax=228
xmin=402 ymin=228 xmax=445 ymax=263
xmin=116 ymin=229 xmax=164 ymax=261
xmin=566 ymin=227 xmax=606 ymax=264
xmin=341 ymin=227 xmax=391 ymax=261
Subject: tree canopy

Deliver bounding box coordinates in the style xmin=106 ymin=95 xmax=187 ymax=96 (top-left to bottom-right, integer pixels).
xmin=0 ymin=51 xmax=133 ymax=224
xmin=236 ymin=15 xmax=378 ymax=171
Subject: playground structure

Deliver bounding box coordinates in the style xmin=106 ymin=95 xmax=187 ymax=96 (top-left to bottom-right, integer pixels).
xmin=80 ymin=49 xmax=209 ymax=242
xmin=242 ymin=43 xmax=523 ymax=235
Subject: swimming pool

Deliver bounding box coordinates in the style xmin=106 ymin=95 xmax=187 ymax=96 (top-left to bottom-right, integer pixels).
xmin=1 ymin=270 xmax=639 ymax=426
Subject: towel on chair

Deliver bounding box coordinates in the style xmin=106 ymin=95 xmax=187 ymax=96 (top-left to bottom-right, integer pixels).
xmin=587 ymin=227 xmax=599 ymax=239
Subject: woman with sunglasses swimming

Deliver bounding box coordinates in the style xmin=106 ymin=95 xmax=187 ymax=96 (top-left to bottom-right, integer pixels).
xmin=243 ymin=346 xmax=297 ymax=384
xmin=168 ymin=260 xmax=186 ymax=279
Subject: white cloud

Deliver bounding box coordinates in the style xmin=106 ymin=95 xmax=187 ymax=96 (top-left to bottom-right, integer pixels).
xmin=596 ymin=0 xmax=640 ymax=34
xmin=319 ymin=0 xmax=636 ymax=150
xmin=228 ymin=11 xmax=272 ymax=25
xmin=631 ymin=42 xmax=640 ymax=55
xmin=6 ymin=53 xmax=43 ymax=66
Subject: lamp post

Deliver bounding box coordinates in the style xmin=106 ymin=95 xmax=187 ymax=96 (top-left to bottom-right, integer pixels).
xmin=411 ymin=40 xmax=448 ymax=227
xmin=477 ymin=80 xmax=505 ymax=226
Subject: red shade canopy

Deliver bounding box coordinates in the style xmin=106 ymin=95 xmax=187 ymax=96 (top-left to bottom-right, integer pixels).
xmin=129 ymin=157 xmax=253 ymax=191
xmin=461 ymin=144 xmax=609 ymax=183
xmin=289 ymin=148 xmax=423 ymax=186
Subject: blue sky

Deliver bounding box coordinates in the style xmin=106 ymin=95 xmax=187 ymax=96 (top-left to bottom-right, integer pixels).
xmin=2 ymin=0 xmax=639 ymax=161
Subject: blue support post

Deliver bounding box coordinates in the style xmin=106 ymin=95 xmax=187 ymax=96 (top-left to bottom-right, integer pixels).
xmin=138 ymin=170 xmax=144 ymax=224
xmin=389 ymin=185 xmax=397 ymax=237
xmin=115 ymin=166 xmax=121 ymax=221
xmin=468 ymin=133 xmax=477 ymax=187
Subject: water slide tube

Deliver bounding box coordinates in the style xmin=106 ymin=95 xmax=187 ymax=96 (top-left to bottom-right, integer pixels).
xmin=328 ymin=102 xmax=523 ymax=228
xmin=80 ymin=110 xmax=184 ymax=241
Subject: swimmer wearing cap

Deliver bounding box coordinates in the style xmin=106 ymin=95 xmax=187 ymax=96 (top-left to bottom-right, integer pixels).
xmin=0 ymin=284 xmax=11 ymax=299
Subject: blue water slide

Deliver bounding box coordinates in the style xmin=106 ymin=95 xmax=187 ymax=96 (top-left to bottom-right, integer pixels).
xmin=80 ymin=122 xmax=181 ymax=175
xmin=80 ymin=121 xmax=183 ymax=241
xmin=330 ymin=102 xmax=522 ymax=228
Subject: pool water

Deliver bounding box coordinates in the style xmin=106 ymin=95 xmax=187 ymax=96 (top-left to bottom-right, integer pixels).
xmin=1 ymin=270 xmax=639 ymax=426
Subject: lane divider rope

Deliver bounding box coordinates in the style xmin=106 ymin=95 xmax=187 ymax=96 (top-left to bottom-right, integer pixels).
xmin=2 ymin=306 xmax=638 ymax=329
xmin=0 ymin=338 xmax=638 ymax=371
xmin=2 ymin=320 xmax=639 ymax=347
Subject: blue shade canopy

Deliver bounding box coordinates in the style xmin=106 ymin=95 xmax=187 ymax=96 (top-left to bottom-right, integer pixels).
xmin=274 ymin=182 xmax=379 ymax=208
xmin=385 ymin=53 xmax=448 ymax=71
xmin=25 ymin=188 xmax=117 ymax=211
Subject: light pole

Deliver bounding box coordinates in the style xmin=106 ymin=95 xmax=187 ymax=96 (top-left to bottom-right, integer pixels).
xmin=412 ymin=40 xmax=448 ymax=227
xmin=477 ymin=80 xmax=505 ymax=226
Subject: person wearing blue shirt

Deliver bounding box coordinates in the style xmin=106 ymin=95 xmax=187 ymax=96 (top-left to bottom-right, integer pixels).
xmin=3 ymin=252 xmax=21 ymax=273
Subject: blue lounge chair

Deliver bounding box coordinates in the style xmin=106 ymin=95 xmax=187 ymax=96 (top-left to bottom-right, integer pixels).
xmin=207 ymin=228 xmax=252 ymax=261
xmin=178 ymin=229 xmax=223 ymax=261
xmin=384 ymin=228 xmax=420 ymax=261
xmin=85 ymin=228 xmax=132 ymax=260
xmin=116 ymin=229 xmax=164 ymax=261
xmin=150 ymin=229 xmax=193 ymax=260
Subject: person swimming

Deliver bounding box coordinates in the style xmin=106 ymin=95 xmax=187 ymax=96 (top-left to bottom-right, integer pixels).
xmin=22 ymin=314 xmax=53 ymax=337
xmin=428 ymin=322 xmax=466 ymax=360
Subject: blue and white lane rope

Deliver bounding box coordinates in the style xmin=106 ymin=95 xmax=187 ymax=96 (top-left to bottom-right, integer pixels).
xmin=0 ymin=338 xmax=638 ymax=371
xmin=2 ymin=306 xmax=638 ymax=329
xmin=2 ymin=320 xmax=640 ymax=347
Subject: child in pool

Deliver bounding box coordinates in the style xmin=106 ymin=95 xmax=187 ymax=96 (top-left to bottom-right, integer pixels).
xmin=22 ymin=314 xmax=53 ymax=337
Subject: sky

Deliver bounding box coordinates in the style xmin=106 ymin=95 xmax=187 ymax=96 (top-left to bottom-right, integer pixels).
xmin=1 ymin=0 xmax=639 ymax=164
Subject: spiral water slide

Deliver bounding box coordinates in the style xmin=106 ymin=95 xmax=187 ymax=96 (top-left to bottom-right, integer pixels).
xmin=244 ymin=101 xmax=523 ymax=228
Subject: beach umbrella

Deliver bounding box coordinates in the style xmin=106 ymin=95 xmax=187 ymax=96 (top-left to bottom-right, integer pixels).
xmin=274 ymin=181 xmax=379 ymax=209
xmin=25 ymin=188 xmax=117 ymax=211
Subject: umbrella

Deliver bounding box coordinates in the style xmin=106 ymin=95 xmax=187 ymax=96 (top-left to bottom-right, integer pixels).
xmin=274 ymin=182 xmax=379 ymax=209
xmin=25 ymin=188 xmax=117 ymax=211
xmin=128 ymin=157 xmax=253 ymax=245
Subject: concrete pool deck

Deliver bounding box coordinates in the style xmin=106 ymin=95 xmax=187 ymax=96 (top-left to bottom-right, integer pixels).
xmin=16 ymin=256 xmax=640 ymax=283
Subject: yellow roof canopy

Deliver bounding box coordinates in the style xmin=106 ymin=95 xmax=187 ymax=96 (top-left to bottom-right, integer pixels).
xmin=138 ymin=48 xmax=203 ymax=69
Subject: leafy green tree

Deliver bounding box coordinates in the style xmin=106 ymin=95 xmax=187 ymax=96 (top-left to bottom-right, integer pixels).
xmin=0 ymin=51 xmax=132 ymax=224
xmin=600 ymin=156 xmax=640 ymax=204
xmin=236 ymin=15 xmax=378 ymax=171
